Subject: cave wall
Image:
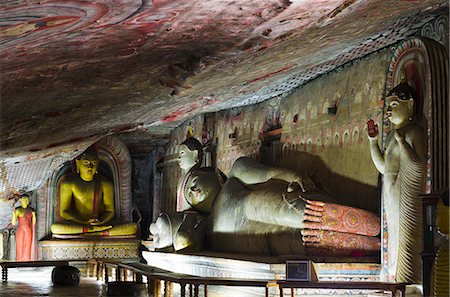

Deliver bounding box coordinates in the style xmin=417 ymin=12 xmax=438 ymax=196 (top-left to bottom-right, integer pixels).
xmin=161 ymin=48 xmax=392 ymax=214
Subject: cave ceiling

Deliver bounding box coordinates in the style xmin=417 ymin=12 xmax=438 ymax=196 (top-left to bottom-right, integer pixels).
xmin=0 ymin=0 xmax=448 ymax=157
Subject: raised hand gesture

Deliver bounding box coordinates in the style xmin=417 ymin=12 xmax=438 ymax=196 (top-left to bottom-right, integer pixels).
xmin=367 ymin=119 xmax=378 ymax=138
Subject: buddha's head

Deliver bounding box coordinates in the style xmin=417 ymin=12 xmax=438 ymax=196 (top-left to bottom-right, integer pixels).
xmin=185 ymin=168 xmax=222 ymax=213
xmin=149 ymin=213 xmax=174 ymax=248
xmin=19 ymin=195 xmax=30 ymax=208
xmin=76 ymin=149 xmax=99 ymax=182
xmin=386 ymin=81 xmax=416 ymax=127
xmin=178 ymin=138 xmax=203 ymax=171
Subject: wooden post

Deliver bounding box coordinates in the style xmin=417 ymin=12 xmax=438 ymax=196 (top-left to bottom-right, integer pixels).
xmin=194 ymin=284 xmax=199 ymax=297
xmin=93 ymin=261 xmax=97 ymax=279
xmin=164 ymin=280 xmax=170 ymax=297
xmin=136 ymin=272 xmax=143 ymax=283
xmin=86 ymin=261 xmax=91 ymax=277
xmin=104 ymin=266 xmax=109 ymax=283
xmin=169 ymin=281 xmax=174 ymax=297
xmin=148 ymin=278 xmax=154 ymax=296
xmin=96 ymin=261 xmax=101 ymax=280
xmin=155 ymin=279 xmax=162 ymax=297
xmin=180 ymin=282 xmax=186 ymax=297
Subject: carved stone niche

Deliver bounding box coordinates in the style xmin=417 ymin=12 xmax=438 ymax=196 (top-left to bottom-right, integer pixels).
xmin=380 ymin=37 xmax=448 ymax=281
xmin=38 ymin=136 xmax=139 ymax=260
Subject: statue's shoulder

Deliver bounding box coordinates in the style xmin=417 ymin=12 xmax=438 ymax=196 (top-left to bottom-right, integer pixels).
xmin=193 ymin=167 xmax=217 ymax=174
xmin=192 ymin=167 xmax=227 ymax=183
xmin=405 ymin=122 xmax=426 ymax=140
xmin=97 ymin=174 xmax=113 ymax=186
xmin=59 ymin=173 xmax=78 ymax=185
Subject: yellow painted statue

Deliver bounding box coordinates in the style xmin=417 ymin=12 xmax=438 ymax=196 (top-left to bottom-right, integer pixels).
xmin=51 ymin=150 xmax=137 ymax=237
xmin=431 ymin=191 xmax=449 ymax=297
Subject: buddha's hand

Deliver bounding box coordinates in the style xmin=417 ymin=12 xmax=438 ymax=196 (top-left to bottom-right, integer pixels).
xmin=88 ymin=218 xmax=105 ymax=226
xmin=287 ymin=173 xmax=315 ymax=193
xmin=367 ymin=119 xmax=378 ymax=138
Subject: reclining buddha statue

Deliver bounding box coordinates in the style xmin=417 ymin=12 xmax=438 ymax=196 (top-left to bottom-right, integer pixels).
xmin=150 ymin=137 xmax=381 ymax=256
xmin=51 ymin=149 xmax=137 ymax=237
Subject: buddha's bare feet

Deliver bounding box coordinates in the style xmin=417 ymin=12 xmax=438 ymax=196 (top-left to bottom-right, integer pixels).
xmin=302 ymin=201 xmax=380 ymax=236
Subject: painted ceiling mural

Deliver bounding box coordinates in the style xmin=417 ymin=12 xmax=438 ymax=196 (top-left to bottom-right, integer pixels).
xmin=0 ymin=0 xmax=448 ymax=197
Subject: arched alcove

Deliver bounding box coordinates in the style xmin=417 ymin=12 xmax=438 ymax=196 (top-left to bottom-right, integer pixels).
xmin=37 ymin=136 xmax=139 ymax=260
xmin=381 ymin=36 xmax=448 ymax=282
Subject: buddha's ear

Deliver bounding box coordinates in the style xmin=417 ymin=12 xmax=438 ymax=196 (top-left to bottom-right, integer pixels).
xmin=193 ymin=150 xmax=199 ymax=163
xmin=75 ymin=159 xmax=81 ymax=173
xmin=407 ymin=98 xmax=414 ymax=119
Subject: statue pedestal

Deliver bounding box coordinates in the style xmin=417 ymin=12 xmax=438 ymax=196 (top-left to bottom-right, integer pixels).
xmin=39 ymin=239 xmax=140 ymax=260
xmin=142 ymin=250 xmax=285 ymax=279
xmin=142 ymin=250 xmax=381 ymax=296
xmin=142 ymin=250 xmax=381 ymax=280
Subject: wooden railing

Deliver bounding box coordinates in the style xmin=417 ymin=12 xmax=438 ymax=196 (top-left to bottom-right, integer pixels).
xmin=97 ymin=260 xmax=272 ymax=297
xmin=95 ymin=259 xmax=407 ymax=297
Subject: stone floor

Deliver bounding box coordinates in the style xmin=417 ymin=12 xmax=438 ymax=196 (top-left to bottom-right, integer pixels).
xmin=1 ymin=267 xmax=107 ymax=297
xmin=0 ymin=267 xmax=421 ymax=297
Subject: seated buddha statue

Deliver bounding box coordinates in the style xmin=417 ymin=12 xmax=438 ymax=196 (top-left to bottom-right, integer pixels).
xmin=150 ymin=137 xmax=381 ymax=256
xmin=50 ymin=149 xmax=137 ymax=237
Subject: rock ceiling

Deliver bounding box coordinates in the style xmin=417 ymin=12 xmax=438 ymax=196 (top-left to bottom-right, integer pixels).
xmin=0 ymin=0 xmax=448 ymax=157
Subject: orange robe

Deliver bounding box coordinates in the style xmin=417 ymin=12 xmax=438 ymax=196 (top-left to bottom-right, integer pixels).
xmin=16 ymin=209 xmax=34 ymax=261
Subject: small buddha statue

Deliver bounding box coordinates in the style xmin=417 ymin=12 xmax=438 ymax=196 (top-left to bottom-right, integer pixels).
xmin=50 ymin=149 xmax=137 ymax=236
xmin=12 ymin=194 xmax=36 ymax=261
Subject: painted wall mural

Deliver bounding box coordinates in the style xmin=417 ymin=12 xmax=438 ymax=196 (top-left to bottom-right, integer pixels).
xmin=161 ymin=49 xmax=390 ymax=216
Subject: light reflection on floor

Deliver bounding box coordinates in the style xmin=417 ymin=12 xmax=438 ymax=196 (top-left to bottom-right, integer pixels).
xmin=0 ymin=267 xmax=106 ymax=297
xmin=1 ymin=267 xmax=422 ymax=297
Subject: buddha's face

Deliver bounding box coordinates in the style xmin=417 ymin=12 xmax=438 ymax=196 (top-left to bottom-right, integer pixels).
xmin=386 ymin=96 xmax=413 ymax=126
xmin=76 ymin=154 xmax=99 ymax=182
xmin=149 ymin=215 xmax=173 ymax=248
xmin=19 ymin=197 xmax=30 ymax=208
xmin=186 ymin=175 xmax=207 ymax=207
xmin=184 ymin=171 xmax=220 ymax=212
xmin=177 ymin=144 xmax=199 ymax=171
